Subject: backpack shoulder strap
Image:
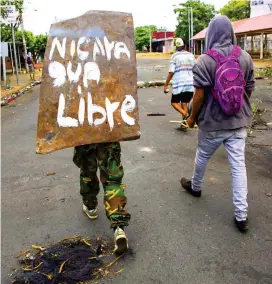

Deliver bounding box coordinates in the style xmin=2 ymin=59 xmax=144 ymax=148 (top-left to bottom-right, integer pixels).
xmin=205 ymin=49 xmax=225 ymax=65
xmin=230 ymin=45 xmax=241 ymax=58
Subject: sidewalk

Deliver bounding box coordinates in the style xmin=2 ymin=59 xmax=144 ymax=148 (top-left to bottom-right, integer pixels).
xmin=1 ymin=69 xmax=42 ymax=99
xmin=136 ymin=52 xmax=272 ymax=68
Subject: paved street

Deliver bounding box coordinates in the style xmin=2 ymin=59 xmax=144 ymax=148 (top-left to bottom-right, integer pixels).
xmin=1 ymin=59 xmax=272 ymax=284
xmin=137 ymin=58 xmax=169 ymax=81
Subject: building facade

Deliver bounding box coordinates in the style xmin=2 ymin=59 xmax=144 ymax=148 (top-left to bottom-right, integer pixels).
xmin=250 ymin=0 xmax=272 ymax=17
xmin=151 ymin=31 xmax=175 ymax=53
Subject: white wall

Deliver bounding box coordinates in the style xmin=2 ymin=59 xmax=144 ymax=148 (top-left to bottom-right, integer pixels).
xmin=250 ymin=0 xmax=272 ymax=17
xmin=163 ymin=39 xmax=174 ymax=53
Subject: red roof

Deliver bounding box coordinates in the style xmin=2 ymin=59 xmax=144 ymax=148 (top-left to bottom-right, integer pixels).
xmin=152 ymin=31 xmax=175 ymax=40
xmin=192 ymin=13 xmax=272 ymax=40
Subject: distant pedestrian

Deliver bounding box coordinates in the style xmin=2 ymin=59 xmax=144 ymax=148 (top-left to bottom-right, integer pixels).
xmin=182 ymin=16 xmax=255 ymax=232
xmin=164 ymin=38 xmax=195 ymax=129
xmin=27 ymin=52 xmax=35 ymax=81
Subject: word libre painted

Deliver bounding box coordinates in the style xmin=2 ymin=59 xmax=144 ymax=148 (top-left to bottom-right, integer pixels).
xmin=49 ymin=35 xmax=136 ymax=131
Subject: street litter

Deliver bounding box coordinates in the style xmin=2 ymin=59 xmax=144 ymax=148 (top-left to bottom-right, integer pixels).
xmin=12 ymin=235 xmax=124 ymax=284
xmin=147 ymin=113 xmax=166 ymax=116
xmin=170 ymin=120 xmax=198 ymax=129
xmin=1 ymin=80 xmax=41 ymax=107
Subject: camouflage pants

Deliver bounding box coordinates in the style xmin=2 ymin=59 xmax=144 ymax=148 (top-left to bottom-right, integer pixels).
xmin=73 ymin=142 xmax=131 ymax=228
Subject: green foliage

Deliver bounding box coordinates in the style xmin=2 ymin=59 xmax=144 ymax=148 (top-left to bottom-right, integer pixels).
xmin=0 ymin=0 xmax=24 ymax=22
xmin=220 ymin=0 xmax=250 ymax=21
xmin=1 ymin=0 xmax=47 ymax=61
xmin=255 ymin=67 xmax=272 ymax=78
xmin=248 ymin=99 xmax=263 ymax=135
xmin=134 ymin=25 xmax=157 ymax=51
xmin=1 ymin=23 xmax=47 ymax=60
xmin=15 ymin=30 xmax=35 ymax=49
xmin=174 ymin=0 xmax=215 ymax=43
xmin=32 ymin=34 xmax=48 ymax=58
xmin=0 ymin=23 xmax=12 ymax=41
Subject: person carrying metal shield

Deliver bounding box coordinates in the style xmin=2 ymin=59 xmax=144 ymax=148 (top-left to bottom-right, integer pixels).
xmin=73 ymin=142 xmax=131 ymax=254
xmin=36 ymin=11 xmax=140 ymax=254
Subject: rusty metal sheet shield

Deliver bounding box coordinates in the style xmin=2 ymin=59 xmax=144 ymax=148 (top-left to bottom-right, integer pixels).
xmin=36 ymin=11 xmax=140 ymax=154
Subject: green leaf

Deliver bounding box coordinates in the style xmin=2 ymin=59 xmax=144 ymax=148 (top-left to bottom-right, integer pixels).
xmin=134 ymin=25 xmax=157 ymax=51
xmin=220 ymin=0 xmax=250 ymax=21
xmin=174 ymin=0 xmax=216 ymax=42
xmin=0 ymin=0 xmax=24 ymax=19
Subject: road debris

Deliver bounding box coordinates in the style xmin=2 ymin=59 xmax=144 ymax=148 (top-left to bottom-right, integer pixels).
xmin=12 ymin=235 xmax=124 ymax=284
xmin=147 ymin=113 xmax=166 ymax=116
xmin=46 ymin=172 xmax=56 ymax=176
xmin=209 ymin=177 xmax=217 ymax=184
xmin=137 ymin=80 xmax=171 ymax=88
xmin=1 ymin=80 xmax=41 ymax=107
xmin=251 ymin=143 xmax=272 ymax=147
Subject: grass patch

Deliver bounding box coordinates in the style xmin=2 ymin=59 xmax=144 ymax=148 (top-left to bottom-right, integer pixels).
xmin=255 ymin=67 xmax=272 ymax=77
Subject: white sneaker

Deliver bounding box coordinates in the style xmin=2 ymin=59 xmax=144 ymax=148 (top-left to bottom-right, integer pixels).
xmin=82 ymin=204 xmax=98 ymax=220
xmin=113 ymin=227 xmax=128 ymax=255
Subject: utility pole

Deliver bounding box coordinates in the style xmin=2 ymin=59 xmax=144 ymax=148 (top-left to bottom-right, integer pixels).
xmin=20 ymin=12 xmax=29 ymax=73
xmin=149 ymin=26 xmax=152 ymax=52
xmin=172 ymin=4 xmax=194 ymax=52
xmin=11 ymin=23 xmax=19 ymax=84
xmin=164 ymin=16 xmax=167 ymax=53
xmin=188 ymin=8 xmax=191 ymax=50
xmin=17 ymin=45 xmax=22 ymax=72
xmin=191 ymin=7 xmax=194 ymax=54
xmin=9 ymin=42 xmax=14 ymax=75
xmin=165 ymin=28 xmax=167 ymax=50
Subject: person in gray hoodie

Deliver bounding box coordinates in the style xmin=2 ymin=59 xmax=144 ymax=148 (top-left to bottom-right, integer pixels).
xmin=181 ymin=16 xmax=255 ymax=232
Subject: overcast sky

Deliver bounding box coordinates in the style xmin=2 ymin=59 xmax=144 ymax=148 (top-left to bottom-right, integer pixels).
xmin=23 ymin=0 xmax=229 ymax=35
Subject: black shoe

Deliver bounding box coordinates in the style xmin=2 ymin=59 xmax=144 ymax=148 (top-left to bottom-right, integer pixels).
xmin=234 ymin=218 xmax=249 ymax=233
xmin=181 ymin=178 xmax=201 ymax=197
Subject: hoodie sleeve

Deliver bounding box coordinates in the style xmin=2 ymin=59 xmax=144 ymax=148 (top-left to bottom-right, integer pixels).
xmin=245 ymin=54 xmax=255 ymax=92
xmin=192 ymin=54 xmax=215 ymax=88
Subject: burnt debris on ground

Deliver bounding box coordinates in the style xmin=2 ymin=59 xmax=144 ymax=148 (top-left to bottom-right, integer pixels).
xmin=11 ymin=235 xmax=125 ymax=284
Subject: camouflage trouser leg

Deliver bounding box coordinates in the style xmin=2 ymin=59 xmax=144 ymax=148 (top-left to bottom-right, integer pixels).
xmin=97 ymin=142 xmax=131 ymax=228
xmin=73 ymin=142 xmax=131 ymax=228
xmin=73 ymin=144 xmax=100 ymax=210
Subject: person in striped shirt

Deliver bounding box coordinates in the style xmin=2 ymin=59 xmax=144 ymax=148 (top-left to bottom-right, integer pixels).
xmin=164 ymin=38 xmax=195 ymax=120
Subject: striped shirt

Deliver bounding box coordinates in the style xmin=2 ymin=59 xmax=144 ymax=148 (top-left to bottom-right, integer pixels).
xmin=169 ymin=51 xmax=195 ymax=94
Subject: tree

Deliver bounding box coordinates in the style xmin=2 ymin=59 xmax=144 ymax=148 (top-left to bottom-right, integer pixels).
xmin=16 ymin=31 xmax=47 ymax=61
xmin=15 ymin=30 xmax=35 ymax=50
xmin=1 ymin=23 xmax=47 ymax=62
xmin=174 ymin=0 xmax=215 ymax=43
xmin=0 ymin=23 xmax=12 ymax=41
xmin=0 ymin=0 xmax=24 ymax=25
xmin=220 ymin=0 xmax=250 ymax=21
xmin=32 ymin=34 xmax=48 ymax=60
xmin=134 ymin=25 xmax=157 ymax=51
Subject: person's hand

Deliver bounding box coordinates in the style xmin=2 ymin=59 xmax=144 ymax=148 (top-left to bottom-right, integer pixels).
xmin=186 ymin=116 xmax=196 ymax=128
xmin=164 ymin=85 xmax=169 ymax=94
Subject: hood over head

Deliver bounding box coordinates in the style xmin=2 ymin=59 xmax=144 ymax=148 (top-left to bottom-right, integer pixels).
xmin=205 ymin=15 xmax=236 ymax=51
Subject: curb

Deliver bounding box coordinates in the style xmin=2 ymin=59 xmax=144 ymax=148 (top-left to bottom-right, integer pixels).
xmin=1 ymin=80 xmax=42 ymax=106
xmin=137 ymin=80 xmax=170 ymax=88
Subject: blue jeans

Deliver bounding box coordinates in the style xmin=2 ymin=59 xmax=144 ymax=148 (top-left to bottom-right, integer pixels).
xmin=192 ymin=128 xmax=248 ymax=221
